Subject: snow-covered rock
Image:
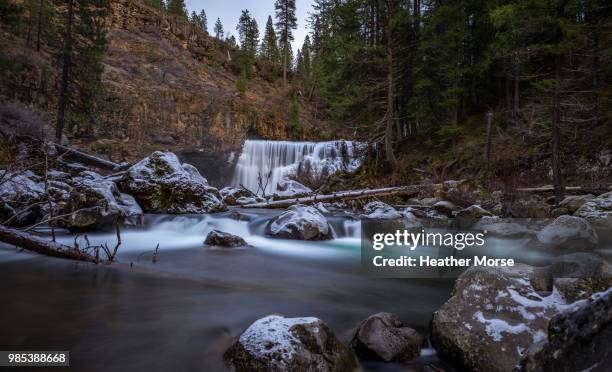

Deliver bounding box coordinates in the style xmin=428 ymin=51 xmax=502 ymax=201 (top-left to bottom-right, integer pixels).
xmin=362 ymin=201 xmax=402 ymax=220
xmin=456 ymin=204 xmax=494 ymax=219
xmin=59 ymin=171 xmax=143 ymax=230
xmin=119 ymin=151 xmax=225 ymax=214
xmin=520 ymin=288 xmax=612 ymax=372
xmin=573 ymin=192 xmax=612 ymax=230
xmin=351 ymin=312 xmax=422 ymax=362
xmin=220 ymin=187 xmax=255 ymax=205
xmin=0 ymin=170 xmax=45 ymax=226
xmin=224 ymin=315 xmax=357 ymax=372
xmin=432 ymin=200 xmax=456 ymax=217
xmin=558 ymin=194 xmax=594 ymax=213
xmin=274 ymin=180 xmax=312 ymax=198
xmin=431 ymin=264 xmax=571 ymax=372
xmin=535 ymin=215 xmax=598 ymax=251
xmin=267 ymin=205 xmax=333 ymax=240
xmin=204 ymin=230 xmax=248 ymax=248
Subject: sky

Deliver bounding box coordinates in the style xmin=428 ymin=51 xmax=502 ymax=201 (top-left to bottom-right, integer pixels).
xmin=185 ymin=1 xmax=314 ymax=52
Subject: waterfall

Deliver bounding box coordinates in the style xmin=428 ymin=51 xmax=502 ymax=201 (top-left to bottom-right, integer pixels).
xmin=231 ymin=140 xmax=363 ymax=195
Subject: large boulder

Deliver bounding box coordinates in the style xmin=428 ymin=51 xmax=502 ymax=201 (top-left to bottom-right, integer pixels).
xmin=558 ymin=194 xmax=594 ymax=214
xmin=204 ymin=230 xmax=248 ymax=248
xmin=58 ymin=171 xmax=143 ymax=230
xmin=549 ymin=253 xmax=612 ymax=302
xmin=119 ymin=151 xmax=225 ymax=214
xmin=267 ymin=205 xmax=333 ymax=240
xmin=224 ymin=315 xmax=357 ymax=372
xmin=520 ymin=288 xmax=612 ymax=372
xmin=362 ymin=201 xmax=402 ymax=220
xmin=0 ymin=170 xmax=45 ymax=226
xmin=431 ymin=265 xmax=565 ymax=372
xmin=535 ymin=215 xmax=598 ymax=251
xmin=574 ymin=192 xmax=612 ymax=230
xmin=350 ymin=312 xmax=422 ymax=362
xmin=474 ymin=216 xmax=538 ymax=238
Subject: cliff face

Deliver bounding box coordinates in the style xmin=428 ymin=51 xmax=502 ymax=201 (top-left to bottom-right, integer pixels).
xmin=0 ymin=0 xmax=325 ymax=185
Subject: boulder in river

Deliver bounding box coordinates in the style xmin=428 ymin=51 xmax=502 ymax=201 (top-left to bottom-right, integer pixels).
xmin=224 ymin=315 xmax=357 ymax=372
xmin=274 ymin=179 xmax=312 ymax=198
xmin=267 ymin=205 xmax=333 ymax=240
xmin=432 ymin=200 xmax=456 ymax=217
xmin=362 ymin=201 xmax=402 ymax=220
xmin=119 ymin=151 xmax=225 ymax=214
xmin=549 ymin=253 xmax=612 ymax=302
xmin=59 ymin=171 xmax=143 ymax=230
xmin=520 ymin=288 xmax=612 ymax=372
xmin=474 ymin=216 xmax=538 ymax=238
xmin=204 ymin=230 xmax=248 ymax=248
xmin=573 ymin=192 xmax=612 ymax=230
xmin=431 ymin=264 xmax=566 ymax=372
xmin=350 ymin=312 xmax=422 ymax=362
xmin=456 ymin=204 xmax=494 ymax=219
xmin=535 ymin=215 xmax=598 ymax=251
xmin=558 ymin=194 xmax=594 ymax=214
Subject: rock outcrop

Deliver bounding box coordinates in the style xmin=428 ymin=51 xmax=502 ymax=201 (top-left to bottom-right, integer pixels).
xmin=224 ymin=315 xmax=357 ymax=372
xmin=573 ymin=192 xmax=612 ymax=230
xmin=362 ymin=201 xmax=402 ymax=220
xmin=535 ymin=215 xmax=598 ymax=251
xmin=0 ymin=170 xmax=45 ymax=226
xmin=119 ymin=151 xmax=225 ymax=214
xmin=351 ymin=312 xmax=422 ymax=362
xmin=267 ymin=205 xmax=333 ymax=240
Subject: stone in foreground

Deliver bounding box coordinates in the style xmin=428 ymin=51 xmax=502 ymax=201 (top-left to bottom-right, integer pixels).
xmin=204 ymin=230 xmax=248 ymax=248
xmin=362 ymin=201 xmax=402 ymax=220
xmin=351 ymin=312 xmax=422 ymax=362
xmin=119 ymin=151 xmax=225 ymax=214
xmin=268 ymin=205 xmax=333 ymax=240
xmin=224 ymin=315 xmax=357 ymax=372
xmin=431 ymin=265 xmax=564 ymax=372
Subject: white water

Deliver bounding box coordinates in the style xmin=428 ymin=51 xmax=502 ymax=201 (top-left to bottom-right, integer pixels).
xmin=231 ymin=140 xmax=363 ymax=195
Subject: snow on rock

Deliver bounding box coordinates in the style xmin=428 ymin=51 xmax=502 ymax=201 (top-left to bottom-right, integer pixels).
xmin=0 ymin=170 xmax=46 ymax=226
xmin=535 ymin=215 xmax=598 ymax=251
xmin=456 ymin=204 xmax=494 ymax=219
xmin=350 ymin=312 xmax=423 ymax=362
xmin=59 ymin=171 xmax=143 ymax=230
xmin=573 ymin=192 xmax=612 ymax=230
xmin=220 ymin=187 xmax=255 ymax=205
xmin=520 ymin=288 xmax=612 ymax=372
xmin=224 ymin=315 xmax=357 ymax=372
xmin=119 ymin=151 xmax=225 ymax=214
xmin=431 ymin=264 xmax=571 ymax=372
xmin=362 ymin=201 xmax=402 ymax=220
xmin=267 ymin=205 xmax=333 ymax=240
xmin=274 ymin=180 xmax=312 ymax=198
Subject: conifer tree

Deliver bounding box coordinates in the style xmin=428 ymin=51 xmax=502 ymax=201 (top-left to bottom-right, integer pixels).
xmin=214 ymin=17 xmax=224 ymax=39
xmin=198 ymin=9 xmax=207 ymax=33
xmin=147 ymin=0 xmax=164 ymax=10
xmin=274 ymin=0 xmax=297 ymax=86
xmin=166 ymin=0 xmax=186 ymax=18
xmin=260 ymin=15 xmax=278 ymax=66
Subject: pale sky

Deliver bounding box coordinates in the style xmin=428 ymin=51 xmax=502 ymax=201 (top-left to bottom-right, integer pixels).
xmin=185 ymin=1 xmax=313 ymax=52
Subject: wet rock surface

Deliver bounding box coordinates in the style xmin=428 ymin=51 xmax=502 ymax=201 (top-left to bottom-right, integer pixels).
xmin=351 ymin=312 xmax=422 ymax=362
xmin=535 ymin=215 xmax=598 ymax=251
xmin=204 ymin=230 xmax=248 ymax=248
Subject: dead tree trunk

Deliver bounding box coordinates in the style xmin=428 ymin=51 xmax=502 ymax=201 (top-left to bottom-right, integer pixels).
xmin=384 ymin=0 xmax=399 ymax=169
xmin=0 ymin=225 xmax=97 ymax=263
xmin=241 ymin=185 xmax=426 ymax=209
xmin=54 ymin=143 xmax=127 ymax=170
xmin=484 ymin=111 xmax=493 ymax=163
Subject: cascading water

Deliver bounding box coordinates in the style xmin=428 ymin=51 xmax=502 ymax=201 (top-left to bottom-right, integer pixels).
xmin=231 ymin=140 xmax=364 ymax=195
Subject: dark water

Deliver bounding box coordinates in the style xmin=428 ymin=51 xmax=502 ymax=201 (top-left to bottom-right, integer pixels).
xmin=0 ymin=212 xmax=456 ymax=372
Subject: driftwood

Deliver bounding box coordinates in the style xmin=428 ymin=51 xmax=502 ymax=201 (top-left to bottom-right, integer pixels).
xmin=54 ymin=143 xmax=128 ymax=171
xmin=0 ymin=225 xmax=97 ymax=263
xmin=241 ymin=185 xmax=426 ymax=209
xmin=516 ymin=185 xmax=584 ymax=193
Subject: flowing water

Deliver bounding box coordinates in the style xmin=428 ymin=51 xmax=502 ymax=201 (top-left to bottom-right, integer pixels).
xmin=0 ymin=210 xmax=456 ymax=372
xmin=231 ymin=140 xmax=363 ymax=195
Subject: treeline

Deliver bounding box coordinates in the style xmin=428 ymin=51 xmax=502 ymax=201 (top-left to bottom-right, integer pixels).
xmin=305 ymin=0 xmax=611 ymax=197
xmin=1 ymin=0 xmax=109 ymax=142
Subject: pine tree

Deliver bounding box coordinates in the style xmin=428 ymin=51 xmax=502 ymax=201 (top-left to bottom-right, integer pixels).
xmin=214 ymin=17 xmax=224 ymax=39
xmin=199 ymin=9 xmax=207 ymax=33
xmin=56 ymin=0 xmax=109 ymax=140
xmin=236 ymin=10 xmax=259 ymax=55
xmin=274 ymin=0 xmax=297 ymax=86
xmin=227 ymin=35 xmax=237 ymax=48
xmin=189 ymin=11 xmax=200 ymax=26
xmin=260 ymin=15 xmax=278 ymax=66
xmin=166 ymin=0 xmax=186 ymax=18
xmin=298 ymin=35 xmax=311 ymax=79
xmin=147 ymin=0 xmax=164 ymax=10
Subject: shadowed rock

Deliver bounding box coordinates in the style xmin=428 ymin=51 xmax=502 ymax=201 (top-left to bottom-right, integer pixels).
xmin=204 ymin=230 xmax=248 ymax=248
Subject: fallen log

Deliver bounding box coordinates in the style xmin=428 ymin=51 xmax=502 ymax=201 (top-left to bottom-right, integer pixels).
xmin=515 ymin=185 xmax=592 ymax=193
xmin=240 ymin=185 xmax=426 ymax=209
xmin=0 ymin=225 xmax=97 ymax=263
xmin=54 ymin=143 xmax=128 ymax=171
